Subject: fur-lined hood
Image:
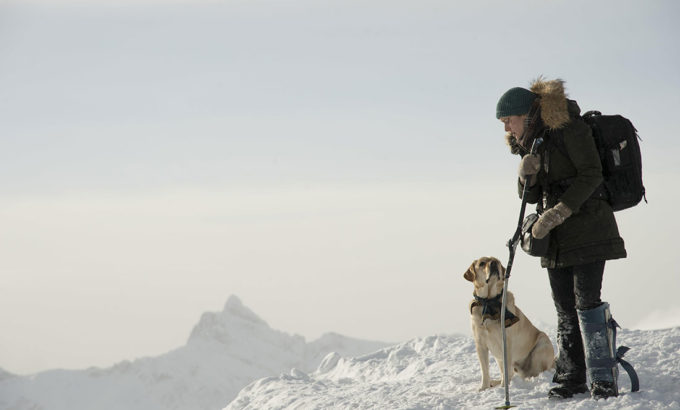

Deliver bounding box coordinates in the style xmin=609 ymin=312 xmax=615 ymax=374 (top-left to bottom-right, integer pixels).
xmin=530 ymin=77 xmax=570 ymax=130
xmin=504 ymin=77 xmax=576 ymax=155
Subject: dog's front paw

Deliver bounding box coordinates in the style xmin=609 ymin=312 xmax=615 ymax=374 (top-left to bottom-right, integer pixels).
xmin=478 ymin=379 xmax=501 ymax=391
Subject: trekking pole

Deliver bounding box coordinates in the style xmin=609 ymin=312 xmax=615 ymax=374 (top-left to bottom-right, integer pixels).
xmin=496 ymin=137 xmax=543 ymax=410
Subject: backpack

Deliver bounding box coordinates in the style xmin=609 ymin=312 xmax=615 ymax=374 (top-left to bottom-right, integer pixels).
xmin=580 ymin=110 xmax=646 ymax=211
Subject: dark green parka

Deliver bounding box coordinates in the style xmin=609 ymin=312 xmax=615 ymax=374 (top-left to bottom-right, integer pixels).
xmin=506 ymin=79 xmax=626 ymax=268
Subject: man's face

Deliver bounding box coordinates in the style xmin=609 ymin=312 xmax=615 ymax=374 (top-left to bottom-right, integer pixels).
xmin=501 ymin=115 xmax=526 ymax=139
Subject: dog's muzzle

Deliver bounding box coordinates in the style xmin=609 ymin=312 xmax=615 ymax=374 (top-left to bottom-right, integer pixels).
xmin=485 ymin=261 xmax=501 ymax=284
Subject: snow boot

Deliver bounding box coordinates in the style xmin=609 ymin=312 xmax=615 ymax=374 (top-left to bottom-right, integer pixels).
xmin=577 ymin=302 xmax=639 ymax=399
xmin=548 ymin=382 xmax=589 ymax=399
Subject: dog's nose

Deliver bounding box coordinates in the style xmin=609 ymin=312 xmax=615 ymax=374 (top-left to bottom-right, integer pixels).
xmin=490 ymin=260 xmax=498 ymax=273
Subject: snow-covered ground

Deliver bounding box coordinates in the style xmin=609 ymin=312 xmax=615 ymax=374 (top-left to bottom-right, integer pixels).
xmin=0 ymin=296 xmax=388 ymax=410
xmin=226 ymin=327 xmax=680 ymax=410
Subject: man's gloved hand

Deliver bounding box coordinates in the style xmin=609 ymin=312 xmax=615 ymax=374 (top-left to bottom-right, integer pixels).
xmin=518 ymin=154 xmax=541 ymax=186
xmin=532 ymin=202 xmax=573 ymax=239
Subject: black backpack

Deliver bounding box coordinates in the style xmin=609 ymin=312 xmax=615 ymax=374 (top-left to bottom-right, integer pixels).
xmin=581 ymin=110 xmax=646 ymax=211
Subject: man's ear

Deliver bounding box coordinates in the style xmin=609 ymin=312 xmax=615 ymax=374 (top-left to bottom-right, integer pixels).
xmin=463 ymin=263 xmax=476 ymax=282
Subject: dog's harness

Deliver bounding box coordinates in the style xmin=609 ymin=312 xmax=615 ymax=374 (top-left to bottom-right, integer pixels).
xmin=471 ymin=293 xmax=520 ymax=328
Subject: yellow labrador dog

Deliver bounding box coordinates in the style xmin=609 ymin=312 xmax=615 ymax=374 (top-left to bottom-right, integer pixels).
xmin=464 ymin=256 xmax=554 ymax=391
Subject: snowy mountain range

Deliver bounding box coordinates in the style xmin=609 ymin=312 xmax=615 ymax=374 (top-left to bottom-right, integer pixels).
xmin=3 ymin=296 xmax=679 ymax=410
xmin=0 ymin=296 xmax=388 ymax=410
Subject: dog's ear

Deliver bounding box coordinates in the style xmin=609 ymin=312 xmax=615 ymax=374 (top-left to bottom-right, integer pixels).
xmin=463 ymin=263 xmax=476 ymax=282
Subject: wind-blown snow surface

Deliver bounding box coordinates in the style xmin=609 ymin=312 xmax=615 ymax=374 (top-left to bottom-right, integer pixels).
xmin=0 ymin=296 xmax=388 ymax=410
xmin=226 ymin=327 xmax=680 ymax=410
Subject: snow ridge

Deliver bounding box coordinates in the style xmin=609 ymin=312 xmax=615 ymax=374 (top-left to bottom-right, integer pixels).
xmin=226 ymin=327 xmax=680 ymax=410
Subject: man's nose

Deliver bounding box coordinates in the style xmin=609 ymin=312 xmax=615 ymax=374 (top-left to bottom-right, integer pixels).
xmin=504 ymin=122 xmax=511 ymax=132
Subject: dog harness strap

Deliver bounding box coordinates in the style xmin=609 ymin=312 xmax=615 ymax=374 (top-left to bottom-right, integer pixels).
xmin=472 ymin=294 xmax=519 ymax=328
xmin=503 ymin=312 xmax=520 ymax=328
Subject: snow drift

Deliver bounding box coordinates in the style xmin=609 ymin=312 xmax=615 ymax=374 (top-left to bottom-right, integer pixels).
xmin=226 ymin=327 xmax=680 ymax=410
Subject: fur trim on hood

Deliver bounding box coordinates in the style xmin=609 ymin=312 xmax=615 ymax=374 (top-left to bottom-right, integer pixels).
xmin=503 ymin=77 xmax=571 ymax=155
xmin=530 ymin=77 xmax=570 ymax=130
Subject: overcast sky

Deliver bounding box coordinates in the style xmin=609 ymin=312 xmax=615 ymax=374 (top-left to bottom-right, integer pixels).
xmin=1 ymin=0 xmax=679 ymax=375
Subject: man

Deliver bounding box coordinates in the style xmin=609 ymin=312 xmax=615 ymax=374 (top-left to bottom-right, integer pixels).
xmin=496 ymin=78 xmax=626 ymax=399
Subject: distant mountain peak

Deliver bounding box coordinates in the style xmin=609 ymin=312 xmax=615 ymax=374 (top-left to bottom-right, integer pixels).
xmin=224 ymin=294 xmax=243 ymax=307
xmin=0 ymin=293 xmax=392 ymax=410
xmin=188 ymin=295 xmax=269 ymax=344
xmin=222 ymin=295 xmax=267 ymax=325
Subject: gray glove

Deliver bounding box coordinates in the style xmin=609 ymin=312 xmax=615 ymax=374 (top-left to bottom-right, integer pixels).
xmin=532 ymin=202 xmax=573 ymax=239
xmin=518 ymin=154 xmax=541 ymax=186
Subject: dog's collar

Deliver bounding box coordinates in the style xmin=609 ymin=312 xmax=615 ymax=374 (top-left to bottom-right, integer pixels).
xmin=471 ymin=293 xmax=519 ymax=328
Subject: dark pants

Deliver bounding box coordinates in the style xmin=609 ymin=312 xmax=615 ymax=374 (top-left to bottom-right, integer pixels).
xmin=547 ymin=260 xmax=605 ymax=385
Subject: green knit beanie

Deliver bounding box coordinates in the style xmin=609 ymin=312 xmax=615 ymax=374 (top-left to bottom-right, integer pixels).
xmin=496 ymin=87 xmax=538 ymax=119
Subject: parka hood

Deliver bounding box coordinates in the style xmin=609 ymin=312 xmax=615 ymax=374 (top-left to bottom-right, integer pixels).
xmin=504 ymin=77 xmax=576 ymax=155
xmin=529 ymin=77 xmax=570 ymax=130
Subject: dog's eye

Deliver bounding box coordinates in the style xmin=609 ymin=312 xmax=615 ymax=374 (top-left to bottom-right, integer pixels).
xmin=479 ymin=261 xmax=486 ymax=267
